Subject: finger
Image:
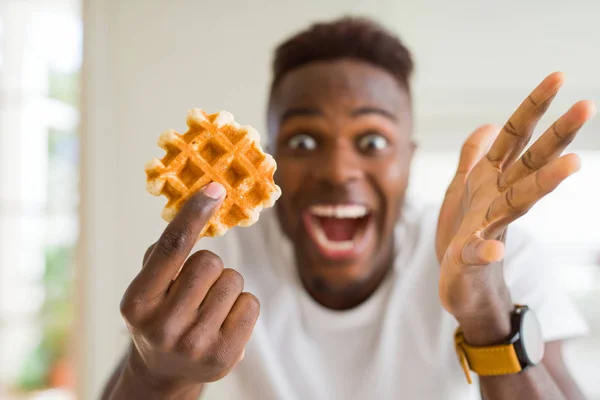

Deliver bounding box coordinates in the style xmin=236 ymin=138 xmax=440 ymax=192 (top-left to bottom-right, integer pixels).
xmin=130 ymin=182 xmax=226 ymax=301
xmin=483 ymin=153 xmax=581 ymax=239
xmin=238 ymin=348 xmax=246 ymax=363
xmin=444 ymin=125 xmax=499 ymax=217
xmin=196 ymin=269 xmax=245 ymax=329
xmin=447 ymin=124 xmax=500 ymax=196
xmin=487 ymin=72 xmax=564 ymax=169
xmin=142 ymin=243 xmax=157 ymax=266
xmin=219 ymin=292 xmax=260 ymax=348
xmin=460 ymin=236 xmax=505 ymax=266
xmin=455 ymin=125 xmax=500 ymax=178
xmin=180 ymin=292 xmax=258 ymax=369
xmin=500 ymin=100 xmax=596 ymax=189
xmin=162 ymin=250 xmax=224 ymax=317
xmin=437 ymin=125 xmax=499 ymax=261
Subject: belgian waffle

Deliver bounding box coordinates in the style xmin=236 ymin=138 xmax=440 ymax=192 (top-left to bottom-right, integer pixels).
xmin=145 ymin=108 xmax=281 ymax=237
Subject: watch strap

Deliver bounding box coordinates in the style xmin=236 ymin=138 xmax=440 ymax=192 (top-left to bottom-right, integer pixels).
xmin=454 ymin=327 xmax=522 ymax=384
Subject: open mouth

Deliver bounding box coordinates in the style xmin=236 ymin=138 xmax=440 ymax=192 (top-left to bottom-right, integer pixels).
xmin=302 ymin=204 xmax=374 ymax=260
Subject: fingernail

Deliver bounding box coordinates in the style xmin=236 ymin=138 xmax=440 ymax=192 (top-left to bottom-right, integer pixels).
xmin=202 ymin=182 xmax=226 ymax=200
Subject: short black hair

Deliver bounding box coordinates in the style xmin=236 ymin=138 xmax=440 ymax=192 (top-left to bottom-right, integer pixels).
xmin=271 ymin=17 xmax=414 ymax=92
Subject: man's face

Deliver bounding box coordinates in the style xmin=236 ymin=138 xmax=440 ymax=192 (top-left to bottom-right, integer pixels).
xmin=268 ymin=60 xmax=414 ymax=307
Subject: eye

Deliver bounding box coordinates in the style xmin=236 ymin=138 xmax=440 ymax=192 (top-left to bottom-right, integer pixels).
xmin=357 ymin=132 xmax=389 ymax=152
xmin=287 ymin=134 xmax=317 ymax=151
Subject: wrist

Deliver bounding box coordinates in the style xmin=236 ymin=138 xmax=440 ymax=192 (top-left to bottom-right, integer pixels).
xmin=115 ymin=345 xmax=202 ymax=400
xmin=455 ymin=291 xmax=514 ymax=346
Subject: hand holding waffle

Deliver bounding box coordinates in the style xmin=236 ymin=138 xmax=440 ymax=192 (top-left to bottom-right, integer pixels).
xmin=119 ymin=185 xmax=259 ymax=391
xmin=114 ymin=110 xmax=279 ymax=394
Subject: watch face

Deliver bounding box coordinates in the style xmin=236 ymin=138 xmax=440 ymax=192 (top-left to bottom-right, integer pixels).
xmin=521 ymin=310 xmax=545 ymax=364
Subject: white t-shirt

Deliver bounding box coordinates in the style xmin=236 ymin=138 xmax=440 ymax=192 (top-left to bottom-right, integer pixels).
xmin=201 ymin=200 xmax=588 ymax=400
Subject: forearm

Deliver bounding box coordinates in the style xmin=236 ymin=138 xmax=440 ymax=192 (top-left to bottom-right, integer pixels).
xmin=458 ymin=302 xmax=565 ymax=400
xmin=478 ymin=366 xmax=565 ymax=400
xmin=102 ymin=345 xmax=204 ymax=400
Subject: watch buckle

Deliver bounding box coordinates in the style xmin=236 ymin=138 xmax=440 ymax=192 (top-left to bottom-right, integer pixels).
xmin=454 ymin=328 xmax=473 ymax=384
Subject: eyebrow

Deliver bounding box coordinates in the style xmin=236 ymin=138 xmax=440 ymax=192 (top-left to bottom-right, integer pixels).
xmin=351 ymin=107 xmax=397 ymax=122
xmin=280 ymin=108 xmax=323 ymax=124
xmin=279 ymin=106 xmax=398 ymax=124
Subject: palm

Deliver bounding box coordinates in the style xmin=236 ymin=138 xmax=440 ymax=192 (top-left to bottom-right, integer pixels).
xmin=436 ymin=72 xmax=595 ymax=318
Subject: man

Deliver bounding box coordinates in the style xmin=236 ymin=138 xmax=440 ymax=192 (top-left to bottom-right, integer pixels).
xmin=102 ymin=17 xmax=595 ymax=399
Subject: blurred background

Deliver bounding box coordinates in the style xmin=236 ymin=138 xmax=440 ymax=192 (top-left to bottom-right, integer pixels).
xmin=0 ymin=0 xmax=598 ymax=399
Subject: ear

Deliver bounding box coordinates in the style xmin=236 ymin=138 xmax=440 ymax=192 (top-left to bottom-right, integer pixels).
xmin=406 ymin=139 xmax=417 ymax=164
xmin=409 ymin=139 xmax=417 ymax=157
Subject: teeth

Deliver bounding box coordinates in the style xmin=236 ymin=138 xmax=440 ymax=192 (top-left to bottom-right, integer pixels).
xmin=307 ymin=213 xmax=369 ymax=253
xmin=309 ymin=204 xmax=368 ymax=219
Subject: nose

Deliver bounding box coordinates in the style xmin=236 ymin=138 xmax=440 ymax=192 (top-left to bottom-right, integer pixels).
xmin=313 ymin=141 xmax=363 ymax=187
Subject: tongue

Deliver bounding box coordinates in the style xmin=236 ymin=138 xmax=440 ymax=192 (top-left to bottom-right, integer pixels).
xmin=317 ymin=217 xmax=361 ymax=241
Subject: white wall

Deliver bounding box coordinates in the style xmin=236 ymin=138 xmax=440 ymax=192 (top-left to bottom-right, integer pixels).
xmin=80 ymin=0 xmax=600 ymax=398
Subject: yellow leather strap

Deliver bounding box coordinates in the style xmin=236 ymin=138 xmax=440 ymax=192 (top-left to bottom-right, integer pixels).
xmin=454 ymin=327 xmax=522 ymax=384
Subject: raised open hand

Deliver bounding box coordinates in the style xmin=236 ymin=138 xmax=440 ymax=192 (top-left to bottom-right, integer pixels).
xmin=436 ymin=72 xmax=596 ymax=320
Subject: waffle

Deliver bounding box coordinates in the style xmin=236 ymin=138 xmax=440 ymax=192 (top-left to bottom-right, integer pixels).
xmin=145 ymin=108 xmax=281 ymax=237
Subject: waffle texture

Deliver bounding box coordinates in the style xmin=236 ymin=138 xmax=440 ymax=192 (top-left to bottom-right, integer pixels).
xmin=145 ymin=109 xmax=281 ymax=237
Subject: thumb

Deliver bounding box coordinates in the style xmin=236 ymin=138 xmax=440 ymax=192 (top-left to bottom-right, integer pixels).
xmin=460 ymin=236 xmax=505 ymax=267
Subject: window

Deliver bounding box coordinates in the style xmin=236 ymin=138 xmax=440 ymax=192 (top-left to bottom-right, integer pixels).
xmin=0 ymin=1 xmax=81 ymax=399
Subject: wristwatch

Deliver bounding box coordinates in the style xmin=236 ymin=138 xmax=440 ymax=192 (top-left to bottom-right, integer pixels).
xmin=454 ymin=305 xmax=545 ymax=384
